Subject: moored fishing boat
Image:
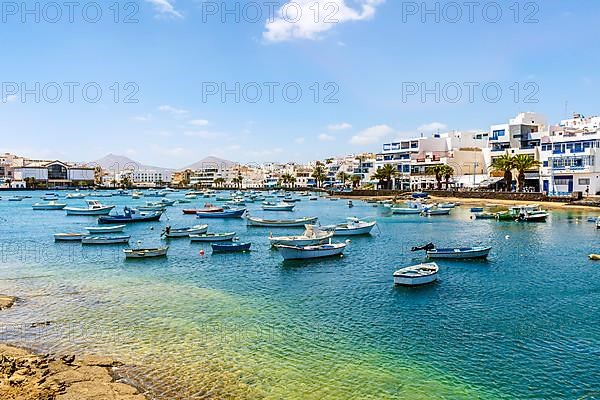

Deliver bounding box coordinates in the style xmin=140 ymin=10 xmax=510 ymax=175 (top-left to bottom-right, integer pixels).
xmin=98 ymin=207 xmax=162 ymax=224
xmin=183 ymin=204 xmax=224 ymax=215
xmin=393 ymin=263 xmax=439 ymax=286
xmin=421 ymin=206 xmax=451 ymax=216
xmin=81 ymin=235 xmax=131 ymax=245
xmin=66 ymin=192 xmax=86 ymax=199
xmin=64 ymin=200 xmax=115 ymax=216
xmin=390 ymin=201 xmax=422 ymax=214
xmin=411 ymin=243 xmax=491 ymax=259
xmin=211 ymin=242 xmax=251 ymax=252
xmin=320 ymin=218 xmax=377 ymax=236
xmin=124 ymin=247 xmax=169 ymax=259
xmin=275 ymin=242 xmax=347 ymax=260
xmin=196 ymin=207 xmax=246 ymax=218
xmin=32 ymin=201 xmax=67 ymax=210
xmin=190 ymin=232 xmax=236 ymax=242
xmin=53 ymin=233 xmax=85 ymax=242
xmin=473 ymin=212 xmax=496 ymax=220
xmin=470 ymin=207 xmax=484 ymax=213
xmin=85 ymin=224 xmax=126 ymax=234
xmin=268 ymin=225 xmax=333 ymax=246
xmin=499 ymin=205 xmax=549 ymax=222
xmin=162 ymin=224 xmax=209 ymax=238
xmin=262 ymin=202 xmax=295 ymax=211
xmin=138 ymin=202 xmax=167 ymax=212
xmin=438 ymin=202 xmax=456 ymax=209
xmin=246 ymin=215 xmax=318 ymax=227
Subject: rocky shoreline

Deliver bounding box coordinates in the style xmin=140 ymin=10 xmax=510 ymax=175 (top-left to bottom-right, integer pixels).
xmin=0 ymin=294 xmax=147 ymax=400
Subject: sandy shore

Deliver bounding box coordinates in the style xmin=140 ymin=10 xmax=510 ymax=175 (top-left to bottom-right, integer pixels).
xmin=332 ymin=193 xmax=600 ymax=212
xmin=0 ymin=294 xmax=147 ymax=400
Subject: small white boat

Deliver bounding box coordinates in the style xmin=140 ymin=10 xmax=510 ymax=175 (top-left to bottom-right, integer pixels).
xmin=262 ymin=202 xmax=295 ymax=211
xmin=247 ymin=216 xmax=318 ymax=227
xmin=66 ymin=192 xmax=86 ymax=199
xmin=321 ymin=218 xmax=377 ymax=236
xmin=422 ymin=207 xmax=451 ymax=216
xmin=138 ymin=202 xmax=167 ymax=212
xmin=393 ymin=263 xmax=439 ymax=286
xmin=163 ymin=224 xmax=209 ymax=238
xmin=510 ymin=205 xmax=549 ymax=222
xmin=269 ymin=225 xmax=334 ymax=246
xmin=32 ymin=201 xmax=67 ymax=210
xmin=85 ymin=225 xmax=126 ymax=234
xmin=275 ymin=242 xmax=347 ymax=260
xmin=54 ymin=233 xmax=84 ymax=242
xmin=124 ymin=247 xmax=169 ymax=259
xmin=189 ymin=232 xmax=236 ymax=242
xmin=65 ymin=200 xmax=115 ymax=216
xmin=389 ymin=201 xmax=422 ymax=214
xmin=42 ymin=195 xmax=59 ymax=201
xmin=81 ymin=235 xmax=131 ymax=245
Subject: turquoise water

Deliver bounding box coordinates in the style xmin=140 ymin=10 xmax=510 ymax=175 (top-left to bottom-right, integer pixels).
xmin=1 ymin=191 xmax=599 ymax=399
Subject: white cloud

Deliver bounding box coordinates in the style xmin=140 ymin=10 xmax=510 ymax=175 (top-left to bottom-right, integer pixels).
xmin=158 ymin=104 xmax=188 ymax=115
xmin=328 ymin=122 xmax=352 ymax=131
xmin=184 ymin=130 xmax=222 ymax=139
xmin=294 ymin=137 xmax=306 ymax=144
xmin=318 ymin=133 xmax=336 ymax=141
xmin=349 ymin=124 xmax=393 ymax=145
xmin=418 ymin=122 xmax=447 ymax=133
xmin=188 ymin=119 xmax=209 ymax=127
xmin=263 ymin=0 xmax=384 ymax=42
xmin=133 ymin=113 xmax=153 ymax=122
xmin=145 ymin=0 xmax=183 ymax=18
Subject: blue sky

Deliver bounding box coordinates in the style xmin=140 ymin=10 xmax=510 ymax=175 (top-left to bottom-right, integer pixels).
xmin=1 ymin=0 xmax=599 ymax=168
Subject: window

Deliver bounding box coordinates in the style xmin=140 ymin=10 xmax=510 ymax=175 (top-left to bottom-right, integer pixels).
xmin=47 ymin=164 xmax=67 ymax=180
xmin=579 ymin=178 xmax=590 ymax=185
xmin=554 ymin=177 xmax=572 ymax=186
xmin=543 ymin=161 xmax=549 ymax=167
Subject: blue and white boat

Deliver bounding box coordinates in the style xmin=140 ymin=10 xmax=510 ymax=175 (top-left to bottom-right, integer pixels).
xmin=65 ymin=200 xmax=115 ymax=215
xmin=262 ymin=202 xmax=295 ymax=211
xmin=190 ymin=232 xmax=236 ymax=242
xmin=81 ymin=235 xmax=131 ymax=245
xmin=275 ymin=242 xmax=347 ymax=260
xmin=32 ymin=201 xmax=67 ymax=210
xmin=412 ymin=243 xmax=491 ymax=259
xmin=393 ymin=263 xmax=439 ymax=286
xmin=98 ymin=207 xmax=162 ymax=224
xmin=389 ymin=201 xmax=422 ymax=215
xmin=162 ymin=224 xmax=209 ymax=238
xmin=196 ymin=208 xmax=246 ymax=218
xmin=85 ymin=224 xmax=126 ymax=234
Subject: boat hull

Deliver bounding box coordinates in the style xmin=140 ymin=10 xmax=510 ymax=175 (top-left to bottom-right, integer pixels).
xmin=85 ymin=225 xmax=126 ymax=234
xmin=98 ymin=212 xmax=162 ymax=224
xmin=393 ymin=263 xmax=439 ymax=286
xmin=190 ymin=232 xmax=236 ymax=242
xmin=82 ymin=236 xmax=131 ymax=245
xmin=124 ymin=248 xmax=168 ymax=258
xmin=211 ymin=242 xmax=251 ymax=252
xmin=426 ymin=247 xmax=491 ymax=259
xmin=196 ymin=209 xmax=245 ymax=218
xmin=65 ymin=206 xmax=115 ymax=216
xmin=33 ymin=204 xmax=66 ymax=210
xmin=247 ymin=216 xmax=318 ymax=227
xmin=54 ymin=234 xmax=84 ymax=242
xmin=276 ymin=243 xmax=346 ymax=260
xmin=165 ymin=225 xmax=209 ymax=238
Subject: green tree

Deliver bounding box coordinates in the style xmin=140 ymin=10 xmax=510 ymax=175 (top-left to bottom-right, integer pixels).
xmin=512 ymin=154 xmax=541 ymax=192
xmin=373 ymin=164 xmax=397 ymax=190
xmin=311 ymin=165 xmax=327 ymax=188
xmin=426 ymin=164 xmax=454 ymax=190
xmin=213 ymin=177 xmax=225 ymax=188
xmin=337 ymin=171 xmax=351 ymax=186
xmin=490 ymin=153 xmax=516 ymax=191
xmin=350 ymin=174 xmax=362 ymax=188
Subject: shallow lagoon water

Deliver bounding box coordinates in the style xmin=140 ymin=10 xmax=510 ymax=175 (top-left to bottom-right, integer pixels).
xmin=1 ymin=191 xmax=599 ymax=399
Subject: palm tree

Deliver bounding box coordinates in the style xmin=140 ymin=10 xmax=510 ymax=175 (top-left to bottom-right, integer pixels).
xmin=213 ymin=177 xmax=225 ymax=188
xmin=512 ymin=154 xmax=541 ymax=192
xmin=312 ymin=165 xmax=326 ymax=188
xmin=373 ymin=164 xmax=397 ymax=189
xmin=350 ymin=175 xmax=362 ymax=188
xmin=426 ymin=164 xmax=454 ymax=190
xmin=490 ymin=154 xmax=516 ymax=191
xmin=93 ymin=166 xmax=103 ymax=186
xmin=337 ymin=171 xmax=351 ymax=186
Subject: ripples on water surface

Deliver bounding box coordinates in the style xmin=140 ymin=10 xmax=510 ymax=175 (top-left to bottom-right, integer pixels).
xmin=1 ymin=192 xmax=599 ymax=399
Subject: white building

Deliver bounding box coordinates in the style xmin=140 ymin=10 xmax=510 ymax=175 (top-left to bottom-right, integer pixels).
xmin=12 ymin=160 xmax=95 ymax=187
xmin=539 ymin=113 xmax=600 ymax=195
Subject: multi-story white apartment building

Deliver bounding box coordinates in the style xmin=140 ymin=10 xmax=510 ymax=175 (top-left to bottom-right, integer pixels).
xmin=12 ymin=159 xmax=95 ymax=187
xmin=539 ymin=113 xmax=600 ymax=195
xmin=376 ymin=131 xmax=488 ymax=190
xmin=118 ymin=169 xmax=172 ymax=187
